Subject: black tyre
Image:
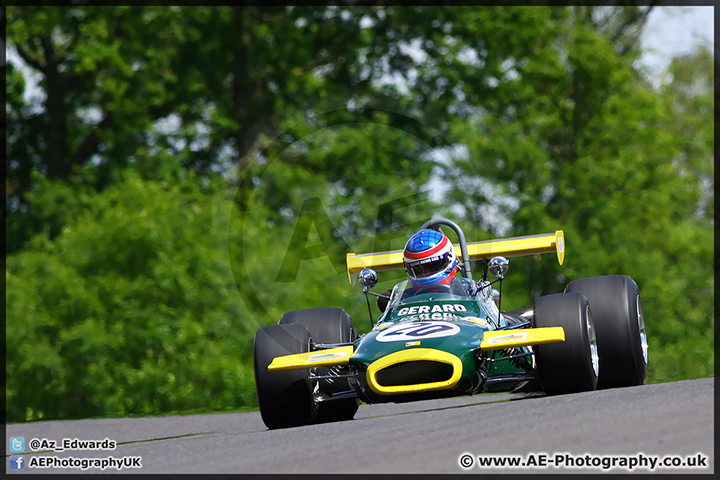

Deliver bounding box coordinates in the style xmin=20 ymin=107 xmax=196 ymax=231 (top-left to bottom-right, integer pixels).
xmin=253 ymin=324 xmax=317 ymax=429
xmin=533 ymin=292 xmax=599 ymax=395
xmin=278 ymin=307 xmax=359 ymax=423
xmin=565 ymin=275 xmax=647 ymax=388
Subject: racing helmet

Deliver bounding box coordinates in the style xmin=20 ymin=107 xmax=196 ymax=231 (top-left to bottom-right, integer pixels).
xmin=403 ymin=229 xmax=458 ymax=286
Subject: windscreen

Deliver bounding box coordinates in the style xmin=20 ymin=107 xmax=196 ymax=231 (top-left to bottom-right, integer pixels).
xmin=385 ymin=277 xmax=476 ymax=310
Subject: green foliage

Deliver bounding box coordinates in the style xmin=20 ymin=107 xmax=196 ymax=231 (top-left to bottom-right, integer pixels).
xmin=6 ymin=172 xmax=257 ymax=421
xmin=444 ymin=12 xmax=714 ymax=381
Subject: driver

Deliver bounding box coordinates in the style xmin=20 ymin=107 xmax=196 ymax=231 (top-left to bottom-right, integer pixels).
xmin=376 ymin=228 xmax=471 ymax=312
xmin=402 ymin=228 xmax=466 ymax=296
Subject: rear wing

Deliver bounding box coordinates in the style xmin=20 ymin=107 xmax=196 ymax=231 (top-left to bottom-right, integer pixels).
xmin=346 ymin=230 xmax=564 ymax=284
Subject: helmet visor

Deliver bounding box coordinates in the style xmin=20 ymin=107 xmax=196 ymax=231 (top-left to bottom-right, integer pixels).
xmin=406 ymin=254 xmax=453 ymax=280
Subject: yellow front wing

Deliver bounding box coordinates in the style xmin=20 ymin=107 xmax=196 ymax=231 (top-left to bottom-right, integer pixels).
xmin=266 ymin=327 xmax=565 ymax=373
xmin=480 ymin=327 xmax=565 ymax=351
xmin=267 ymin=345 xmax=354 ymax=372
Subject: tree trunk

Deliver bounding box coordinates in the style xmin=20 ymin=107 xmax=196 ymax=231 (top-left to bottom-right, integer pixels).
xmin=42 ymin=35 xmax=69 ymax=180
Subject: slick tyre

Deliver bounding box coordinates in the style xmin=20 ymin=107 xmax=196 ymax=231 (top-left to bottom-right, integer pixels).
xmin=279 ymin=308 xmax=359 ymax=422
xmin=254 ymin=324 xmax=317 ymax=429
xmin=533 ymin=292 xmax=599 ymax=395
xmin=565 ymin=275 xmax=647 ymax=388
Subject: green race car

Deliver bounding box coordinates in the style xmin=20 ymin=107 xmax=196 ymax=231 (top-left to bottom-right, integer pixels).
xmin=253 ymin=218 xmax=648 ymax=429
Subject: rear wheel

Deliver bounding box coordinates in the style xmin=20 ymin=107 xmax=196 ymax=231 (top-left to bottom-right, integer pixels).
xmin=254 ymin=324 xmax=317 ymax=429
xmin=533 ymin=292 xmax=599 ymax=395
xmin=279 ymin=307 xmax=359 ymax=422
xmin=565 ymin=275 xmax=647 ymax=388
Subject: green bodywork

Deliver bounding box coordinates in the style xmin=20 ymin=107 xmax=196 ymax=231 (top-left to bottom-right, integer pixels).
xmin=348 ymin=286 xmax=533 ymax=403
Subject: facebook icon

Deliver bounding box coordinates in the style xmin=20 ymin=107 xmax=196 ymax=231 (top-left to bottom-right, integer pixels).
xmin=10 ymin=455 xmax=25 ymax=470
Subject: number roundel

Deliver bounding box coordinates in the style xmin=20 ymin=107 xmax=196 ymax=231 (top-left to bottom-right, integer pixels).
xmin=375 ymin=321 xmax=460 ymax=342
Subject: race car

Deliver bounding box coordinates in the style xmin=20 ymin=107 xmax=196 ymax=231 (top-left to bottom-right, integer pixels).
xmin=253 ymin=218 xmax=648 ymax=429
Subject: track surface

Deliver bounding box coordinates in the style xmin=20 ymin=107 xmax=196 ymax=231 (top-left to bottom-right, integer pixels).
xmin=5 ymin=378 xmax=714 ymax=474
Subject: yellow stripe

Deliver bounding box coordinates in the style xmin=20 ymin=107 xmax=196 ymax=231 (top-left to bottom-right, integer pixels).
xmin=480 ymin=327 xmax=565 ymax=351
xmin=464 ymin=231 xmax=565 ymax=265
xmin=346 ymin=251 xmax=404 ymax=284
xmin=346 ymin=230 xmax=565 ymax=284
xmin=365 ymin=348 xmax=463 ymax=396
xmin=267 ymin=345 xmax=354 ymax=372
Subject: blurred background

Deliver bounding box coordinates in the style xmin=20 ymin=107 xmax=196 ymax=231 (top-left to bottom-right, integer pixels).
xmin=5 ymin=5 xmax=714 ymax=423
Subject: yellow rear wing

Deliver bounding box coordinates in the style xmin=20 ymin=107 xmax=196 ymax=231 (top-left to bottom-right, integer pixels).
xmin=346 ymin=230 xmax=565 ymax=284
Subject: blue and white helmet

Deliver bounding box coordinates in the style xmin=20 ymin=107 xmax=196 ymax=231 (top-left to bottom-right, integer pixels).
xmin=403 ymin=229 xmax=458 ymax=287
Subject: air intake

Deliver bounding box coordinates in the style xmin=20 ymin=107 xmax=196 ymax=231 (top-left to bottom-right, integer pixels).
xmin=365 ymin=348 xmax=463 ymax=395
xmin=375 ymin=361 xmax=454 ymax=387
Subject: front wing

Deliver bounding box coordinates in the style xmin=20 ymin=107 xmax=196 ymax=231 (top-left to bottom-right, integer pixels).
xmin=267 ymin=327 xmax=565 ymax=372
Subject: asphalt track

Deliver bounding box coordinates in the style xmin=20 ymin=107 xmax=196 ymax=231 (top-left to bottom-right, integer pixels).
xmin=5 ymin=377 xmax=714 ymax=474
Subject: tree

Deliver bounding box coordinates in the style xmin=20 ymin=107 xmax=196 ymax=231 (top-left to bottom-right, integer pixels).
xmin=6 ymin=5 xmax=585 ymax=253
xmin=5 ymin=172 xmax=269 ymax=421
xmin=443 ymin=8 xmax=713 ymax=380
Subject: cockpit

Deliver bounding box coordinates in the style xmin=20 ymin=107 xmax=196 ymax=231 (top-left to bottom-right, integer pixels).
xmin=373 ymin=276 xmax=501 ymax=325
xmin=386 ymin=277 xmax=476 ymax=307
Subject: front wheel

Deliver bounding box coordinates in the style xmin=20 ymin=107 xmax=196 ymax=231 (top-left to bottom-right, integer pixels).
xmin=565 ymin=275 xmax=647 ymax=388
xmin=533 ymin=292 xmax=599 ymax=395
xmin=254 ymin=324 xmax=318 ymax=429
